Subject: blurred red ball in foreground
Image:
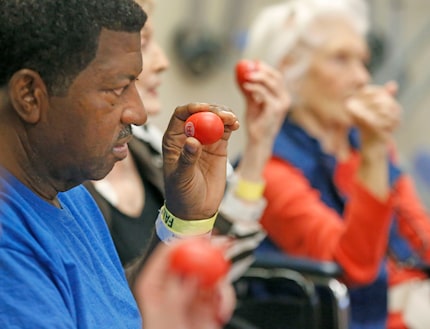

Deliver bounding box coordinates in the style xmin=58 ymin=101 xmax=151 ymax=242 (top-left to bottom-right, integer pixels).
xmin=235 ymin=59 xmax=259 ymax=87
xmin=169 ymin=238 xmax=231 ymax=288
xmin=184 ymin=112 xmax=224 ymax=145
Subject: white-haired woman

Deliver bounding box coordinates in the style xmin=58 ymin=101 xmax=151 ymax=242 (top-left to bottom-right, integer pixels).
xmin=246 ymin=0 xmax=430 ymax=328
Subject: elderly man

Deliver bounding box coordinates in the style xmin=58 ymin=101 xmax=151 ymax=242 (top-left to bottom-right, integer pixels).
xmin=0 ymin=1 xmax=238 ymax=328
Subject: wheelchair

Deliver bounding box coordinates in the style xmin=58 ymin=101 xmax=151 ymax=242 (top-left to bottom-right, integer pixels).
xmin=226 ymin=250 xmax=350 ymax=329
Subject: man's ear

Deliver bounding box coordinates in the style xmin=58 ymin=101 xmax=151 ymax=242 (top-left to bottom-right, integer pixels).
xmin=8 ymin=69 xmax=48 ymax=124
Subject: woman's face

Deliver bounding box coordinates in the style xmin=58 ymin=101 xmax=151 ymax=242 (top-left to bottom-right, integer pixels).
xmin=135 ymin=16 xmax=170 ymax=117
xmin=296 ymin=17 xmax=370 ymax=127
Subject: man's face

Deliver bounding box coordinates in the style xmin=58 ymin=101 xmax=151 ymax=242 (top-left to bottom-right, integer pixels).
xmin=41 ymin=29 xmax=147 ymax=184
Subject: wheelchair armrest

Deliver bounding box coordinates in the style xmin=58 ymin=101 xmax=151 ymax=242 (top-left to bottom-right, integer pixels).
xmin=416 ymin=262 xmax=430 ymax=277
xmin=252 ymin=251 xmax=342 ymax=278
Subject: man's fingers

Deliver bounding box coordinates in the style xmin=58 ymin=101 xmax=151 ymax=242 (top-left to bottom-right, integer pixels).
xmin=180 ymin=138 xmax=202 ymax=166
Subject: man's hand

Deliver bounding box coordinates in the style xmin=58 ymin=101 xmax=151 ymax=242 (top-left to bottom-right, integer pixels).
xmin=162 ymin=103 xmax=239 ymax=220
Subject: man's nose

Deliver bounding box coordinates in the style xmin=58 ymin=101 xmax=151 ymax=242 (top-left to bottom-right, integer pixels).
xmin=121 ymin=83 xmax=147 ymax=126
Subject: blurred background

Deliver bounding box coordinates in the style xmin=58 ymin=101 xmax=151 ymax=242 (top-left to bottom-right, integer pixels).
xmin=149 ymin=0 xmax=430 ymax=206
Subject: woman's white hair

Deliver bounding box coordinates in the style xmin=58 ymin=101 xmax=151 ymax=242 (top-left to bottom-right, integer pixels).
xmin=243 ymin=0 xmax=369 ymax=92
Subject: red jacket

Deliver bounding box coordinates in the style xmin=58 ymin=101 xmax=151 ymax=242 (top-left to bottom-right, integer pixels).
xmin=261 ymin=152 xmax=430 ymax=286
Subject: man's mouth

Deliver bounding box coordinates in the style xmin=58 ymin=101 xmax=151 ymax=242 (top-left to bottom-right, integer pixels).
xmin=113 ymin=125 xmax=133 ymax=160
xmin=112 ymin=141 xmax=130 ymax=160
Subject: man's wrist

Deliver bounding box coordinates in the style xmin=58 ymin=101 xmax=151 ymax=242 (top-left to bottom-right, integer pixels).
xmin=156 ymin=204 xmax=217 ymax=243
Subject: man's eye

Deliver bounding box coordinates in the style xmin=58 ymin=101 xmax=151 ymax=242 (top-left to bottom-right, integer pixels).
xmin=112 ymin=87 xmax=125 ymax=96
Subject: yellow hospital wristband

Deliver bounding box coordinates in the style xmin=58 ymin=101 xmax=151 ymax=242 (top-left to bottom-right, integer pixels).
xmin=160 ymin=204 xmax=217 ymax=235
xmin=235 ymin=178 xmax=265 ymax=202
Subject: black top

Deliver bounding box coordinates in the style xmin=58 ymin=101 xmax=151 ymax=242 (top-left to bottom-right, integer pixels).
xmin=108 ymin=175 xmax=163 ymax=266
xmin=84 ymin=136 xmax=165 ymax=267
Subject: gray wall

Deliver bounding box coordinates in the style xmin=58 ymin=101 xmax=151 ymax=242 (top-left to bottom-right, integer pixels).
xmin=150 ymin=0 xmax=430 ymax=203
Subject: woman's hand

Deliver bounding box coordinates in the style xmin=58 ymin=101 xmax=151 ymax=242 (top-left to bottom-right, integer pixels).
xmin=134 ymin=241 xmax=236 ymax=329
xmin=237 ymin=61 xmax=290 ymax=181
xmin=347 ymin=81 xmax=402 ymax=148
xmin=347 ymin=81 xmax=402 ymax=199
xmin=240 ymin=61 xmax=291 ymax=147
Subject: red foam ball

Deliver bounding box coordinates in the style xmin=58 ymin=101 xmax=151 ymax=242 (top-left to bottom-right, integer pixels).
xmin=235 ymin=59 xmax=259 ymax=88
xmin=184 ymin=112 xmax=224 ymax=145
xmin=169 ymin=238 xmax=231 ymax=288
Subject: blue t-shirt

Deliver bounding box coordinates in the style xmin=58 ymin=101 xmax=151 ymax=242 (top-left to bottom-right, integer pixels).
xmin=0 ymin=168 xmax=141 ymax=328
